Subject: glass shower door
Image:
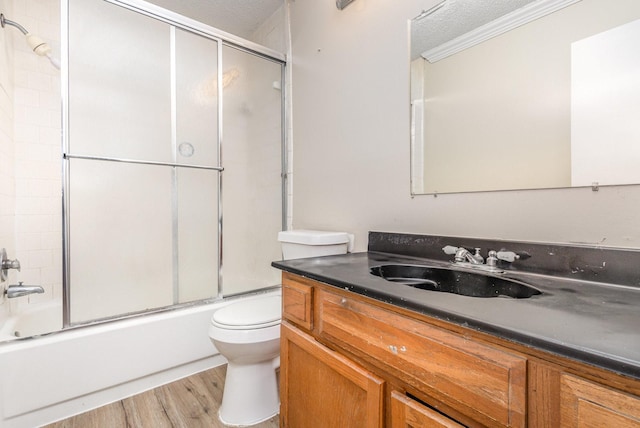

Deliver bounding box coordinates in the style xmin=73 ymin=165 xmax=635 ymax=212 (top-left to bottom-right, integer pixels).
xmin=220 ymin=45 xmax=284 ymax=296
xmin=67 ymin=0 xmax=220 ymax=323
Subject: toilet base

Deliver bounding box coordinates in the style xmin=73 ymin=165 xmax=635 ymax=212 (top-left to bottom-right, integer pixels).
xmin=219 ymin=359 xmax=280 ymax=426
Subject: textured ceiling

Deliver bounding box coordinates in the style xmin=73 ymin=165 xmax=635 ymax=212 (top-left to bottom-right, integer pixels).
xmin=411 ymin=0 xmax=537 ymax=60
xmin=144 ymin=0 xmax=284 ymax=39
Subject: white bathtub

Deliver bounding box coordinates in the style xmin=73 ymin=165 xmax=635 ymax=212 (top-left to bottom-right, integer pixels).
xmin=0 ymin=300 xmax=63 ymax=342
xmin=0 ymin=288 xmax=280 ymax=428
xmin=0 ymin=300 xmax=228 ymax=427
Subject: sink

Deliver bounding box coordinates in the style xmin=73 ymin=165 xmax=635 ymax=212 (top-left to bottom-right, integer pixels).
xmin=370 ymin=264 xmax=542 ymax=298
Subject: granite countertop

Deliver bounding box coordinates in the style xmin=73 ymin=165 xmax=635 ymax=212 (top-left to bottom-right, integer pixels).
xmin=272 ymin=251 xmax=640 ymax=380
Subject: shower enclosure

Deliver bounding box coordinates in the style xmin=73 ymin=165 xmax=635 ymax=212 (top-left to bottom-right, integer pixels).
xmin=62 ymin=0 xmax=285 ymax=326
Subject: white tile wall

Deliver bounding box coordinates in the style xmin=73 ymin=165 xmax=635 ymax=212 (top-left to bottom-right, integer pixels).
xmin=0 ymin=0 xmax=15 ymax=316
xmin=10 ymin=0 xmax=62 ymax=307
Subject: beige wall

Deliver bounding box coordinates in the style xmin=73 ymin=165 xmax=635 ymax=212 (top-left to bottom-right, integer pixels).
xmin=288 ymin=0 xmax=640 ymax=250
xmin=419 ymin=0 xmax=640 ymax=193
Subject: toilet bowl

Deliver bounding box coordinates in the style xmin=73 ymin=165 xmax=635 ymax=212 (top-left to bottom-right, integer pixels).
xmin=209 ymin=230 xmax=352 ymax=426
xmin=209 ymin=291 xmax=282 ymax=426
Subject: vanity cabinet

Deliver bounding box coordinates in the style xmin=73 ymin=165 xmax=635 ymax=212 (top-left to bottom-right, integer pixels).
xmin=280 ymin=272 xmax=640 ymax=427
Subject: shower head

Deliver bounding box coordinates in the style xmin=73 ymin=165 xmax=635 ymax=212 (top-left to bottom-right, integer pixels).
xmin=1 ymin=13 xmax=60 ymax=69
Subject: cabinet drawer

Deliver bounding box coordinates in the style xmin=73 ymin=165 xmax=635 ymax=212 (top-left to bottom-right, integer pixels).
xmin=282 ymin=274 xmax=313 ymax=330
xmin=391 ymin=391 xmax=465 ymax=428
xmin=561 ymin=373 xmax=640 ymax=426
xmin=317 ymin=289 xmax=527 ymax=427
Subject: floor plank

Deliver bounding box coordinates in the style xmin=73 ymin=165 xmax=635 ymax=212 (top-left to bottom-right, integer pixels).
xmin=45 ymin=365 xmax=279 ymax=428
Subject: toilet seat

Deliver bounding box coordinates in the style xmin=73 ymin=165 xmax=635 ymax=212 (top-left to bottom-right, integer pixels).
xmin=211 ymin=295 xmax=281 ymax=330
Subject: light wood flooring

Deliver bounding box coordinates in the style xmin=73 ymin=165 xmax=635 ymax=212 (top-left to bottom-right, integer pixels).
xmin=45 ymin=365 xmax=279 ymax=428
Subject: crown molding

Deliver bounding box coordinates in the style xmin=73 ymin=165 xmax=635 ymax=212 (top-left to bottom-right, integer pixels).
xmin=422 ymin=0 xmax=581 ymax=63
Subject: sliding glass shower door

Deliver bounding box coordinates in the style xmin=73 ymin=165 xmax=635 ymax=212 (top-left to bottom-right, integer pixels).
xmin=221 ymin=45 xmax=284 ymax=296
xmin=66 ymin=0 xmax=285 ymax=326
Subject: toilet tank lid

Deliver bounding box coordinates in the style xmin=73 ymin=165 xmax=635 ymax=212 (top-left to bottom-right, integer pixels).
xmin=278 ymin=229 xmax=350 ymax=245
xmin=213 ymin=295 xmax=282 ymax=327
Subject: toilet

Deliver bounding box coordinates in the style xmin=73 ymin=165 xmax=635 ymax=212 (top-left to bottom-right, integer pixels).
xmin=209 ymin=230 xmax=352 ymax=426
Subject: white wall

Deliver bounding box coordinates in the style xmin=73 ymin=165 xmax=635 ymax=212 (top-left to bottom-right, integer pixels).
xmin=0 ymin=0 xmax=15 ymax=320
xmin=288 ymin=0 xmax=640 ymax=249
xmin=0 ymin=0 xmax=61 ymax=318
xmin=10 ymin=0 xmax=62 ymax=311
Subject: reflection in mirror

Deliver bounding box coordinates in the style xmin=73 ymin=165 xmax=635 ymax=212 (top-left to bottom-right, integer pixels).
xmin=410 ymin=0 xmax=640 ymax=194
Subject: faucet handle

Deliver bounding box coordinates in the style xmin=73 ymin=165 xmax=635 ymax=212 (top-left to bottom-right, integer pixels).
xmin=496 ymin=251 xmax=519 ymax=262
xmin=496 ymin=250 xmax=531 ymax=263
xmin=4 ymin=259 xmax=21 ymax=271
xmin=1 ymin=248 xmax=21 ymax=282
xmin=442 ymin=245 xmax=460 ymax=255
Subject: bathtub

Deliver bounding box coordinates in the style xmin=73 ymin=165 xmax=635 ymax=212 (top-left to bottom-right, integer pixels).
xmin=0 ymin=288 xmax=280 ymax=427
xmin=0 ymin=300 xmax=64 ymax=342
xmin=0 ymin=298 xmax=237 ymax=427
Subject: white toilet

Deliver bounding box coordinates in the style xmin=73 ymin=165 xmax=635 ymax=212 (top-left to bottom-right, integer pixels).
xmin=208 ymin=230 xmax=352 ymax=426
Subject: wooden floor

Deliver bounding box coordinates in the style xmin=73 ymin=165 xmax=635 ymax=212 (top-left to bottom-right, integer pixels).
xmin=45 ymin=365 xmax=279 ymax=428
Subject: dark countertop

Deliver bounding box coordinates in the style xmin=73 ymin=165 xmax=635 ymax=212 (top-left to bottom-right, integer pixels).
xmin=273 ymin=251 xmax=640 ymax=380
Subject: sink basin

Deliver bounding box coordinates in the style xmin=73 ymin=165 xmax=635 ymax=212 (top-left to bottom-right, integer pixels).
xmin=370 ymin=264 xmax=542 ymax=298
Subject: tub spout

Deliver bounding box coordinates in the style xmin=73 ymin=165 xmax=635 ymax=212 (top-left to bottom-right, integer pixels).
xmin=5 ymin=282 xmax=44 ymax=298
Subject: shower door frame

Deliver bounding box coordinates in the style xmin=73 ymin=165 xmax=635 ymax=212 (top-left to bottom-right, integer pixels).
xmin=61 ymin=0 xmax=288 ymax=328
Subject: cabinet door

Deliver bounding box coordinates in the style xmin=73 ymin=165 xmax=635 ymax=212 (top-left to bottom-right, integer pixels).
xmin=561 ymin=374 xmax=640 ymax=427
xmin=390 ymin=391 xmax=465 ymax=428
xmin=280 ymin=322 xmax=384 ymax=428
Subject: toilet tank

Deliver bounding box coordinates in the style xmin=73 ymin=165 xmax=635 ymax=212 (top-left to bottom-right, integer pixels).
xmin=278 ymin=230 xmax=352 ymax=260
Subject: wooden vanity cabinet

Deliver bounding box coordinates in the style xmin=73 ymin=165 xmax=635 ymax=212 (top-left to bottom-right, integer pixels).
xmin=280 ymin=272 xmax=640 ymax=427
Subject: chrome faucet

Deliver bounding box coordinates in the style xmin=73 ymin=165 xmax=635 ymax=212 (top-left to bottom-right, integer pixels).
xmin=454 ymin=247 xmax=484 ymax=264
xmin=442 ymin=245 xmax=529 ymax=273
xmin=442 ymin=246 xmax=484 ymax=265
xmin=5 ymin=282 xmax=44 ymax=298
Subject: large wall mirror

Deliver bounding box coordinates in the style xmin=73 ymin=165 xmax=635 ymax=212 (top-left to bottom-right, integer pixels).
xmin=410 ymin=0 xmax=640 ymax=194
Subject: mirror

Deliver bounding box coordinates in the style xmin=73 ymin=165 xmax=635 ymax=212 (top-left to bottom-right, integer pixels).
xmin=410 ymin=0 xmax=640 ymax=194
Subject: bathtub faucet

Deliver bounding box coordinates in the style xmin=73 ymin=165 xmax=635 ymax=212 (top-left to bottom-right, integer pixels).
xmin=5 ymin=282 xmax=44 ymax=298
